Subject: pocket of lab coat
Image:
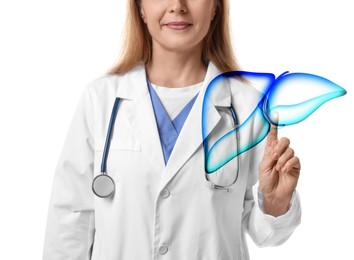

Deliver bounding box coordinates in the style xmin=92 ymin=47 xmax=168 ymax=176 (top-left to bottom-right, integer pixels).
xmin=95 ymin=138 xmax=141 ymax=172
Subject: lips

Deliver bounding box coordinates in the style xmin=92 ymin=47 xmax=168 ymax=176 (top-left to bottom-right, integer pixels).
xmin=165 ymin=22 xmax=192 ymax=30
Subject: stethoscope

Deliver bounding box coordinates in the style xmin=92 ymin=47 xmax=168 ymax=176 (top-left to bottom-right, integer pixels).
xmin=92 ymin=97 xmax=120 ymax=198
xmin=204 ymin=105 xmax=240 ymax=192
xmin=92 ymin=97 xmax=240 ymax=198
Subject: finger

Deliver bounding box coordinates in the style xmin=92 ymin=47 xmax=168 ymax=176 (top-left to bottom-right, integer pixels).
xmin=260 ymin=147 xmax=278 ymax=171
xmin=272 ymin=137 xmax=290 ymax=163
xmin=266 ymin=111 xmax=279 ymax=146
xmin=275 ymin=146 xmax=294 ymax=171
xmin=262 ymin=137 xmax=290 ymax=171
xmin=281 ymin=156 xmax=301 ymax=176
xmin=262 ymin=113 xmax=280 ymax=170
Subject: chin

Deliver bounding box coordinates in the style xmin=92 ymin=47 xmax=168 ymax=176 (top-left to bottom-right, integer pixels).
xmin=160 ymin=39 xmax=202 ymax=53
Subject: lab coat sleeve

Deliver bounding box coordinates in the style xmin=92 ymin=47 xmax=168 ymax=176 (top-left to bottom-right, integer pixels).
xmin=241 ymin=138 xmax=301 ymax=247
xmin=42 ymin=84 xmax=96 ymax=259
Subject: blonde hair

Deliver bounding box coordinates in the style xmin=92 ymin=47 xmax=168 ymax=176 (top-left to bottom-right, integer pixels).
xmin=106 ymin=0 xmax=241 ymax=75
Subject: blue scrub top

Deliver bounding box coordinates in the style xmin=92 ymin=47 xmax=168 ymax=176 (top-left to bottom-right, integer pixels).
xmin=147 ymin=81 xmax=199 ymax=165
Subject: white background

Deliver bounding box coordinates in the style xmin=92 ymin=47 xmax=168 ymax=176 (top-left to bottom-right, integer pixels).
xmin=0 ymin=0 xmax=353 ymax=259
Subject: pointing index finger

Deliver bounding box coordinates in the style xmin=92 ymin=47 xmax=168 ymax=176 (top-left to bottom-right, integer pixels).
xmin=267 ymin=112 xmax=279 ymax=145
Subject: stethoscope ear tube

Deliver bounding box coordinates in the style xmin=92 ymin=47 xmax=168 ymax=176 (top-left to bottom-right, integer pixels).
xmin=205 ymin=180 xmax=231 ymax=192
xmin=92 ymin=98 xmax=121 ymax=198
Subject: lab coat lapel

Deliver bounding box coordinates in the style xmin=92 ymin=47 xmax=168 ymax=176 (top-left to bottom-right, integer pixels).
xmin=116 ymin=65 xmax=166 ymax=173
xmin=159 ymin=62 xmax=231 ymax=190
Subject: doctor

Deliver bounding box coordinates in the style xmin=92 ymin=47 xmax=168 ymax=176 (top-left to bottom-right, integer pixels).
xmin=43 ymin=0 xmax=301 ymax=259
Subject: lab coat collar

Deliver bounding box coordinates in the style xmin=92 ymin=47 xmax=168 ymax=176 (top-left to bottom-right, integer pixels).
xmin=116 ymin=62 xmax=231 ymax=107
xmin=116 ymin=64 xmax=148 ymax=101
xmin=116 ymin=61 xmax=231 ymax=190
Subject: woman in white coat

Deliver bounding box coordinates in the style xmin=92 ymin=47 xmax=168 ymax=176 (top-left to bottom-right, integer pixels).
xmin=43 ymin=0 xmax=301 ymax=259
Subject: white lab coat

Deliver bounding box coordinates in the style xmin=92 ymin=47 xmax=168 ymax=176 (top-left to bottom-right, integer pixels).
xmin=43 ymin=62 xmax=301 ymax=260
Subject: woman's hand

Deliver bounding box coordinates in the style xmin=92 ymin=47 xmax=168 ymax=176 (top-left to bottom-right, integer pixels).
xmin=258 ymin=123 xmax=301 ymax=217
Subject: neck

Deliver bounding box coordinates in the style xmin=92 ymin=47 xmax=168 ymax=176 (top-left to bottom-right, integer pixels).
xmin=146 ymin=44 xmax=207 ymax=88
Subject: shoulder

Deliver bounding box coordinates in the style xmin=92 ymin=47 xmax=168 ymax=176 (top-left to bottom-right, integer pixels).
xmin=229 ymin=76 xmax=264 ymax=102
xmin=228 ymin=77 xmax=264 ymax=121
xmin=76 ymin=74 xmax=123 ymax=115
xmin=85 ymin=65 xmax=145 ymax=98
xmin=85 ymin=74 xmax=121 ymax=98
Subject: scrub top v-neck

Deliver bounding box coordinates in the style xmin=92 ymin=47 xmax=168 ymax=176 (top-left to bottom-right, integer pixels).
xmin=147 ymin=81 xmax=202 ymax=165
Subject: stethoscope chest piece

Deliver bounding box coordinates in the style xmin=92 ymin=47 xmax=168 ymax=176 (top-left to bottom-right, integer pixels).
xmin=92 ymin=174 xmax=115 ymax=198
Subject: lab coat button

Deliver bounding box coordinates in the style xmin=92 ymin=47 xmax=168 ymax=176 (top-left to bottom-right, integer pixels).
xmin=160 ymin=189 xmax=170 ymax=198
xmin=158 ymin=245 xmax=168 ymax=255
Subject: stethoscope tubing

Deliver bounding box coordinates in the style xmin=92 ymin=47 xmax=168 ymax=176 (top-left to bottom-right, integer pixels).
xmin=101 ymin=98 xmax=120 ymax=174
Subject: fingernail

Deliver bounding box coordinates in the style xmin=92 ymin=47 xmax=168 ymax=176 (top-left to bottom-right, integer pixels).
xmin=276 ymin=164 xmax=281 ymax=171
xmin=272 ymin=153 xmax=278 ymax=160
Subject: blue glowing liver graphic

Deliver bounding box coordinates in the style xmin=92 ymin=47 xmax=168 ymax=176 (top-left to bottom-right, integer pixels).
xmin=202 ymin=71 xmax=347 ymax=173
